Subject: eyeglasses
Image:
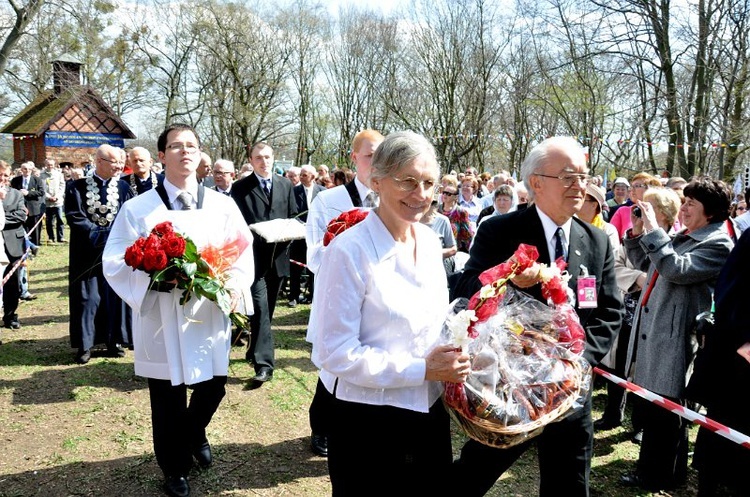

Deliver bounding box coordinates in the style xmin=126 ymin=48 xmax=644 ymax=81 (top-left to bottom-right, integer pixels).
xmin=166 ymin=143 xmax=200 ymax=153
xmin=213 ymin=170 xmax=233 ymax=175
xmin=535 ymin=173 xmax=590 ymax=188
xmin=631 ymin=183 xmax=649 ymax=190
xmin=441 ymin=191 xmax=459 ymax=197
xmin=391 ymin=176 xmax=437 ymax=193
xmin=100 ymin=157 xmax=125 ymax=165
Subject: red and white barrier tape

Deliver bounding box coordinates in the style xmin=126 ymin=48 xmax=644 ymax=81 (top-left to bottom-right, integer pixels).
xmin=24 ymin=214 xmax=45 ymax=239
xmin=594 ymin=366 xmax=750 ymax=449
xmin=290 ymin=259 xmax=308 ymax=269
xmin=1 ymin=249 xmax=30 ymax=287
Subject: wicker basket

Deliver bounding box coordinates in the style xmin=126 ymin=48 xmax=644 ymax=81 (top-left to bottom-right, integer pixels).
xmin=446 ymin=358 xmax=586 ymax=448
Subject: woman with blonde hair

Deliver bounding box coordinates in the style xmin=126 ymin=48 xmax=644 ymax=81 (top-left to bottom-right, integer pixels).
xmin=609 ymin=172 xmax=663 ymax=238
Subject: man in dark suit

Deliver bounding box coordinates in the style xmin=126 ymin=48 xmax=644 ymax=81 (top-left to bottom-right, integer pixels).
xmin=0 ymin=161 xmax=27 ymax=330
xmin=231 ymin=142 xmax=298 ymax=389
xmin=65 ymin=145 xmax=134 ymax=364
xmin=288 ymin=164 xmax=324 ymax=307
xmin=11 ymin=162 xmax=44 ymax=246
xmin=122 ymin=147 xmax=163 ymax=196
xmin=451 ymin=136 xmax=623 ymax=496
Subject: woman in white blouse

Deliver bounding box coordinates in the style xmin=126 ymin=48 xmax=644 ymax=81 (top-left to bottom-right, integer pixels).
xmin=309 ymin=131 xmax=471 ymax=496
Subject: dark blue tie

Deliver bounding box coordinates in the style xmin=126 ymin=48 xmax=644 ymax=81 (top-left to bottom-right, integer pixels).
xmin=554 ymin=227 xmax=564 ymax=261
xmin=262 ymin=179 xmax=271 ymax=197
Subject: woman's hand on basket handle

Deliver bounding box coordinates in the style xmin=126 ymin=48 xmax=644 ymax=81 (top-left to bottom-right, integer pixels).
xmin=425 ymin=344 xmax=471 ymax=383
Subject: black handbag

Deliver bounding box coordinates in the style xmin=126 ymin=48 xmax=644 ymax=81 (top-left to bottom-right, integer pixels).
xmin=685 ymin=310 xmax=716 ymax=406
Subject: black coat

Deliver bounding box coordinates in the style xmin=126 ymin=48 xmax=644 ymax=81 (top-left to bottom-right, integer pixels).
xmin=2 ymin=188 xmax=28 ymax=258
xmin=231 ymin=173 xmax=298 ymax=279
xmin=293 ymin=183 xmax=325 ymax=222
xmin=454 ymin=204 xmax=623 ymax=366
xmin=10 ymin=174 xmax=44 ymax=216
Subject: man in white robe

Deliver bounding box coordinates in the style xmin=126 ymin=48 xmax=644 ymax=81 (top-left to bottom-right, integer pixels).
xmin=103 ymin=123 xmax=254 ymax=497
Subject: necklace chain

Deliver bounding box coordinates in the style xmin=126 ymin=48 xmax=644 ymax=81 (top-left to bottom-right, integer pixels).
xmin=85 ymin=176 xmax=120 ymax=226
xmin=129 ymin=172 xmax=157 ymax=195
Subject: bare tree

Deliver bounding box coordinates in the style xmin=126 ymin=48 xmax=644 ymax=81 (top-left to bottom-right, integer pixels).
xmin=0 ymin=0 xmax=44 ymax=76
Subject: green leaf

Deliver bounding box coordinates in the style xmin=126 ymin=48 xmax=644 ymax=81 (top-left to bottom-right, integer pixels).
xmin=183 ymin=262 xmax=197 ymax=278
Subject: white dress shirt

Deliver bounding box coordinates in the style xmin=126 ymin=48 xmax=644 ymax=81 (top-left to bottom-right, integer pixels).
xmin=537 ymin=207 xmax=572 ymax=262
xmin=309 ymin=211 xmax=449 ymax=413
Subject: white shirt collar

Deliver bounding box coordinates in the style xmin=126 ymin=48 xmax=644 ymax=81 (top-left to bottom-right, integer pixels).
xmin=353 ymin=175 xmax=371 ymax=202
xmin=536 ymin=207 xmax=572 ymax=261
xmin=163 ymin=177 xmax=198 ymax=206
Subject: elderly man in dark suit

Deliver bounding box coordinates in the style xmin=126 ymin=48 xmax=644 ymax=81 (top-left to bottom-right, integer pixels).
xmin=288 ymin=164 xmax=324 ymax=307
xmin=231 ymin=142 xmax=298 ymax=389
xmin=0 ymin=161 xmax=27 ymax=330
xmin=451 ymin=136 xmax=624 ymax=497
xmin=65 ymin=145 xmax=134 ymax=364
xmin=11 ymin=162 xmax=44 ymax=246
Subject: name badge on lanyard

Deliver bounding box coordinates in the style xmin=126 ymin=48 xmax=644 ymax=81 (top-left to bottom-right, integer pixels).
xmin=577 ymin=265 xmax=598 ymax=309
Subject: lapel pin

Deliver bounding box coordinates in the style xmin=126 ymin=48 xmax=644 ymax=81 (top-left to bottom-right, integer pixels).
xmin=575 ymin=250 xmax=581 ymax=257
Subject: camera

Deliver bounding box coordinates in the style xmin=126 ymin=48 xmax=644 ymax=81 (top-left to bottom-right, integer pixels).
xmin=633 ymin=206 xmax=642 ymax=218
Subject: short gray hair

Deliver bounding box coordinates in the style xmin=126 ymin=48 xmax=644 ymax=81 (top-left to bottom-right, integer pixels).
xmin=213 ymin=159 xmax=235 ymax=173
xmin=521 ymin=136 xmax=585 ymax=202
xmin=370 ymin=131 xmax=438 ymax=181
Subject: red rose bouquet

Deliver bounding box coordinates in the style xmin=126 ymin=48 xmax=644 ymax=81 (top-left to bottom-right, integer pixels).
xmin=442 ymin=244 xmax=590 ymax=448
xmin=323 ymin=209 xmax=368 ymax=247
xmin=124 ymin=221 xmax=250 ymax=330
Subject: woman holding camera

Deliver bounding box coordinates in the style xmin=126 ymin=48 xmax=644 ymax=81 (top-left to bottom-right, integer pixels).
xmin=619 ymin=176 xmax=733 ymax=492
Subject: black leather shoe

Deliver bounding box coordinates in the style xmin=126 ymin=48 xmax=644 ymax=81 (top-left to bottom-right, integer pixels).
xmin=163 ymin=475 xmax=190 ymax=497
xmin=247 ymin=369 xmax=273 ymax=390
xmin=310 ymin=433 xmax=328 ymax=457
xmin=193 ymin=441 xmax=212 ymax=468
xmin=76 ymin=349 xmax=91 ymax=364
xmin=620 ymin=472 xmax=666 ymax=491
xmin=107 ymin=344 xmax=126 ymax=358
xmin=593 ymin=417 xmax=622 ymax=431
xmin=4 ymin=320 xmax=20 ymax=330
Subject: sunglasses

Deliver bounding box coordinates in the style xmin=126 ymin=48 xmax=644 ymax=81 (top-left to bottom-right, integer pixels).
xmin=441 ymin=191 xmax=459 ymax=197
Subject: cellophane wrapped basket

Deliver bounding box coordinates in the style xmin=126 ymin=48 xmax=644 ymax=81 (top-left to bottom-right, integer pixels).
xmin=443 ymin=244 xmax=592 ymax=448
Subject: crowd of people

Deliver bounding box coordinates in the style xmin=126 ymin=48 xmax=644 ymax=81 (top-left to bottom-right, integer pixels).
xmin=1 ymin=128 xmax=749 ymax=497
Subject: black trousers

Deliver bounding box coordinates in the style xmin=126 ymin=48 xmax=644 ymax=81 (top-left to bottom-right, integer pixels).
xmin=328 ymin=397 xmax=452 ymax=496
xmin=247 ymin=269 xmax=284 ymax=372
xmin=309 ymin=378 xmax=334 ymax=436
xmin=453 ymin=394 xmax=594 ymax=496
xmin=24 ymin=214 xmax=42 ymax=246
xmin=45 ymin=206 xmax=65 ymax=242
xmin=289 ymin=239 xmax=312 ymax=302
xmin=635 ymin=395 xmax=689 ymax=489
xmin=2 ymin=255 xmax=20 ymax=324
xmin=148 ymin=376 xmax=227 ymax=477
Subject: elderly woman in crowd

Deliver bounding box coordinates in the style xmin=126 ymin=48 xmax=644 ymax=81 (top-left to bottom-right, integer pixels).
xmin=458 ymin=176 xmax=483 ymax=224
xmin=477 ymin=184 xmax=516 ymax=226
xmin=596 ymin=187 xmax=682 ymax=437
xmin=620 ymin=176 xmax=733 ymax=492
xmin=309 ymin=131 xmax=470 ymax=495
xmin=577 ymin=183 xmax=620 ymax=251
xmin=438 ymin=176 xmax=474 ymax=253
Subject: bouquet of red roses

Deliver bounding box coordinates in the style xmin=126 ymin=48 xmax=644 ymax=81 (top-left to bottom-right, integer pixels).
xmin=442 ymin=244 xmax=590 ymax=448
xmin=124 ymin=221 xmax=250 ymax=330
xmin=323 ymin=209 xmax=368 ymax=247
